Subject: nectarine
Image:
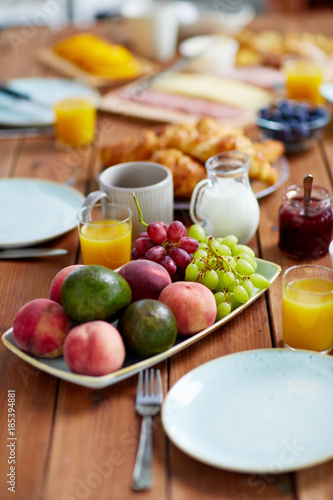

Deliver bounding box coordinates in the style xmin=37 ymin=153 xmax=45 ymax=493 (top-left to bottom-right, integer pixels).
xmin=13 ymin=298 xmax=71 ymax=357
xmin=49 ymin=264 xmax=84 ymax=304
xmin=63 ymin=321 xmax=125 ymax=376
xmin=159 ymin=282 xmax=217 ymax=336
xmin=118 ymin=260 xmax=171 ymax=302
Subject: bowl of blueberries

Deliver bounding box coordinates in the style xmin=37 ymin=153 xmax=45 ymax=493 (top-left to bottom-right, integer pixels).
xmin=256 ymin=99 xmax=331 ymax=152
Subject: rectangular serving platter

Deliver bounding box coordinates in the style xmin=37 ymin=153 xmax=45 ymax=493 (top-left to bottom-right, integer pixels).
xmin=2 ymin=258 xmax=281 ymax=389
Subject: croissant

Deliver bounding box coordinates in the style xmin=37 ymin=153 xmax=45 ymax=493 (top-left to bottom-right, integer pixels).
xmin=100 ymin=117 xmax=284 ymax=199
xmin=157 ymin=118 xmax=282 ymax=184
xmin=252 ymin=139 xmax=285 ymax=164
xmin=150 ymin=148 xmax=206 ymax=199
xmin=157 ymin=118 xmax=244 ymax=158
xmin=100 ymin=130 xmax=157 ymax=167
xmin=243 ymin=145 xmax=279 ymax=184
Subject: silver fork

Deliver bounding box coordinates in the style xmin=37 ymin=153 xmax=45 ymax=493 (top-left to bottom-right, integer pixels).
xmin=131 ymin=368 xmax=163 ymax=491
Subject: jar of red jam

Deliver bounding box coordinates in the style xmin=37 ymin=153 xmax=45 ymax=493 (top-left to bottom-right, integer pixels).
xmin=278 ymin=184 xmax=333 ymax=259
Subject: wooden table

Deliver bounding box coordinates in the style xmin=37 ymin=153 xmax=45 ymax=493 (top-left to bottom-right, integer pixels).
xmin=1 ymin=10 xmax=333 ymax=500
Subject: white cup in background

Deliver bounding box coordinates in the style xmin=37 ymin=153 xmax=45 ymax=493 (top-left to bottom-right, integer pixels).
xmin=120 ymin=1 xmax=179 ymax=61
xmin=83 ymin=162 xmax=174 ymax=242
xmin=179 ymin=35 xmax=239 ymax=73
xmin=329 ymin=240 xmax=333 ymax=267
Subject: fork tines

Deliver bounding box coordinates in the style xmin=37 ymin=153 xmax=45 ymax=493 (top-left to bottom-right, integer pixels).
xmin=137 ymin=368 xmax=163 ymax=401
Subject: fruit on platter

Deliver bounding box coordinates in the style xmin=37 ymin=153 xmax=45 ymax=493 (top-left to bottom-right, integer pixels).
xmin=185 ymin=224 xmax=270 ymax=321
xmin=118 ymin=260 xmax=171 ymax=302
xmin=159 ymin=281 xmax=217 ymax=336
xmin=63 ymin=321 xmax=126 ymax=376
xmin=10 ymin=213 xmax=274 ymax=375
xmin=13 ymin=298 xmax=71 ymax=358
xmin=61 ymin=265 xmax=131 ymax=324
xmin=49 ymin=264 xmax=84 ymax=304
xmin=131 ymin=195 xmax=199 ymax=278
xmin=118 ymin=299 xmax=177 ymax=357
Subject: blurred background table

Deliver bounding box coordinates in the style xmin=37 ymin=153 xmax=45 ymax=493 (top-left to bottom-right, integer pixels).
xmin=0 ymin=8 xmax=333 ymax=500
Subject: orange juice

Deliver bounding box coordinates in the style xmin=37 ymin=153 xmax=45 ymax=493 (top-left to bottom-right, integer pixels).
xmin=283 ymin=59 xmax=323 ymax=104
xmin=282 ymin=277 xmax=333 ymax=353
xmin=79 ymin=219 xmax=131 ymax=269
xmin=54 ymin=98 xmax=96 ymax=146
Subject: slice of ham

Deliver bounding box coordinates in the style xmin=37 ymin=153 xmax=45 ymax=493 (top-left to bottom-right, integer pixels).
xmin=117 ymin=88 xmax=245 ymax=120
xmin=214 ymin=65 xmax=284 ymax=89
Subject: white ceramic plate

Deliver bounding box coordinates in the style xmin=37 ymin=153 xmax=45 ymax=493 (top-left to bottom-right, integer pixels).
xmin=0 ymin=178 xmax=85 ymax=248
xmin=162 ymin=348 xmax=333 ymax=473
xmin=174 ymin=156 xmax=289 ymax=210
xmin=2 ymin=259 xmax=281 ymax=389
xmin=0 ymin=77 xmax=99 ymax=126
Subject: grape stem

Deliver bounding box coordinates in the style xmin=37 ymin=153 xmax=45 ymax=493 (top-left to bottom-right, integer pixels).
xmin=132 ymin=192 xmax=148 ymax=228
xmin=207 ymin=237 xmax=248 ymax=282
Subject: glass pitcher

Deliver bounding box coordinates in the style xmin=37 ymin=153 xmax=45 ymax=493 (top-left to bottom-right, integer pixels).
xmin=189 ymin=151 xmax=260 ymax=244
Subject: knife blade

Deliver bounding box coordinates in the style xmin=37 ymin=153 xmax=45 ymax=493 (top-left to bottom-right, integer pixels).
xmin=0 ymin=83 xmax=32 ymax=100
xmin=125 ymin=38 xmax=216 ymax=99
xmin=125 ymin=57 xmax=191 ymax=98
xmin=0 ymin=83 xmax=51 ymax=109
xmin=0 ymin=248 xmax=68 ymax=259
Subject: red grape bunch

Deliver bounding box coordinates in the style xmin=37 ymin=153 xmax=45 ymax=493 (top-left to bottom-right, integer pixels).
xmin=132 ymin=220 xmax=199 ymax=278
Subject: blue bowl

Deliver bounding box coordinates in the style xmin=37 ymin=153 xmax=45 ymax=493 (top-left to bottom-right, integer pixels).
xmin=256 ymin=99 xmax=331 ymax=152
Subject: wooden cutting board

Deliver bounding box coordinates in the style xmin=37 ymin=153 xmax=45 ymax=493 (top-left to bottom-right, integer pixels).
xmin=98 ymin=76 xmax=262 ymax=127
xmin=37 ymin=48 xmax=158 ymax=89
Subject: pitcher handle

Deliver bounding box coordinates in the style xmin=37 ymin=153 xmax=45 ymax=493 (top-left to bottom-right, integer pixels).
xmin=189 ymin=178 xmax=210 ymax=227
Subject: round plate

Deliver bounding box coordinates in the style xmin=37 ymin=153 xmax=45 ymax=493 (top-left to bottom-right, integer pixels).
xmin=162 ymin=348 xmax=333 ymax=473
xmin=0 ymin=77 xmax=99 ymax=127
xmin=0 ymin=179 xmax=85 ymax=248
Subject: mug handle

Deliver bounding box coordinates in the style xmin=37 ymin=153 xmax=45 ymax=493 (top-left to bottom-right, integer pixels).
xmin=81 ymin=190 xmax=108 ymax=222
xmin=189 ymin=179 xmax=210 ymax=227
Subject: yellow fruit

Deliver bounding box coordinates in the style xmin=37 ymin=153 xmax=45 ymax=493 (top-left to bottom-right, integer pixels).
xmin=53 ymin=33 xmax=142 ymax=78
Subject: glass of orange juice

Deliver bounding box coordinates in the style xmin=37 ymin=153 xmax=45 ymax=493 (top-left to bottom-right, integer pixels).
xmin=78 ymin=202 xmax=132 ymax=270
xmin=282 ymin=265 xmax=333 ymax=354
xmin=282 ymin=57 xmax=324 ymax=104
xmin=54 ymin=97 xmax=96 ymax=147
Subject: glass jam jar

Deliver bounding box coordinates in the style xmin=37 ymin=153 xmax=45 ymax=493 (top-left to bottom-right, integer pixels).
xmin=278 ymin=184 xmax=333 ymax=259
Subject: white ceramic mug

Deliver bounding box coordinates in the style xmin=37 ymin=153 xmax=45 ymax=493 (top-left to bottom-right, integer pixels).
xmin=120 ymin=1 xmax=179 ymax=61
xmin=83 ymin=161 xmax=174 ymax=242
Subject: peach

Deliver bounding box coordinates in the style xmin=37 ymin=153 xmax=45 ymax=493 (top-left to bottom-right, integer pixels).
xmin=159 ymin=281 xmax=217 ymax=336
xmin=118 ymin=260 xmax=171 ymax=302
xmin=63 ymin=321 xmax=125 ymax=376
xmin=13 ymin=298 xmax=71 ymax=357
xmin=49 ymin=264 xmax=84 ymax=304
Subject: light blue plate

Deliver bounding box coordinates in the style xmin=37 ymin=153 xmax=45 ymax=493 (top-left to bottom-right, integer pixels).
xmin=0 ymin=178 xmax=85 ymax=248
xmin=0 ymin=77 xmax=99 ymax=126
xmin=162 ymin=348 xmax=333 ymax=473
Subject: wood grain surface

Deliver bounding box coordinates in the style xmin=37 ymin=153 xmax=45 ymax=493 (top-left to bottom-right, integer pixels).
xmin=0 ymin=10 xmax=332 ymax=500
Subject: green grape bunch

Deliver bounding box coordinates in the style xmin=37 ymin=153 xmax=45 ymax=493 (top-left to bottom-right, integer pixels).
xmin=185 ymin=224 xmax=270 ymax=321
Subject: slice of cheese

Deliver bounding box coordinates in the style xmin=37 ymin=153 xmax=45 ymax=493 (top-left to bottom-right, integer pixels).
xmin=153 ymin=73 xmax=273 ymax=112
